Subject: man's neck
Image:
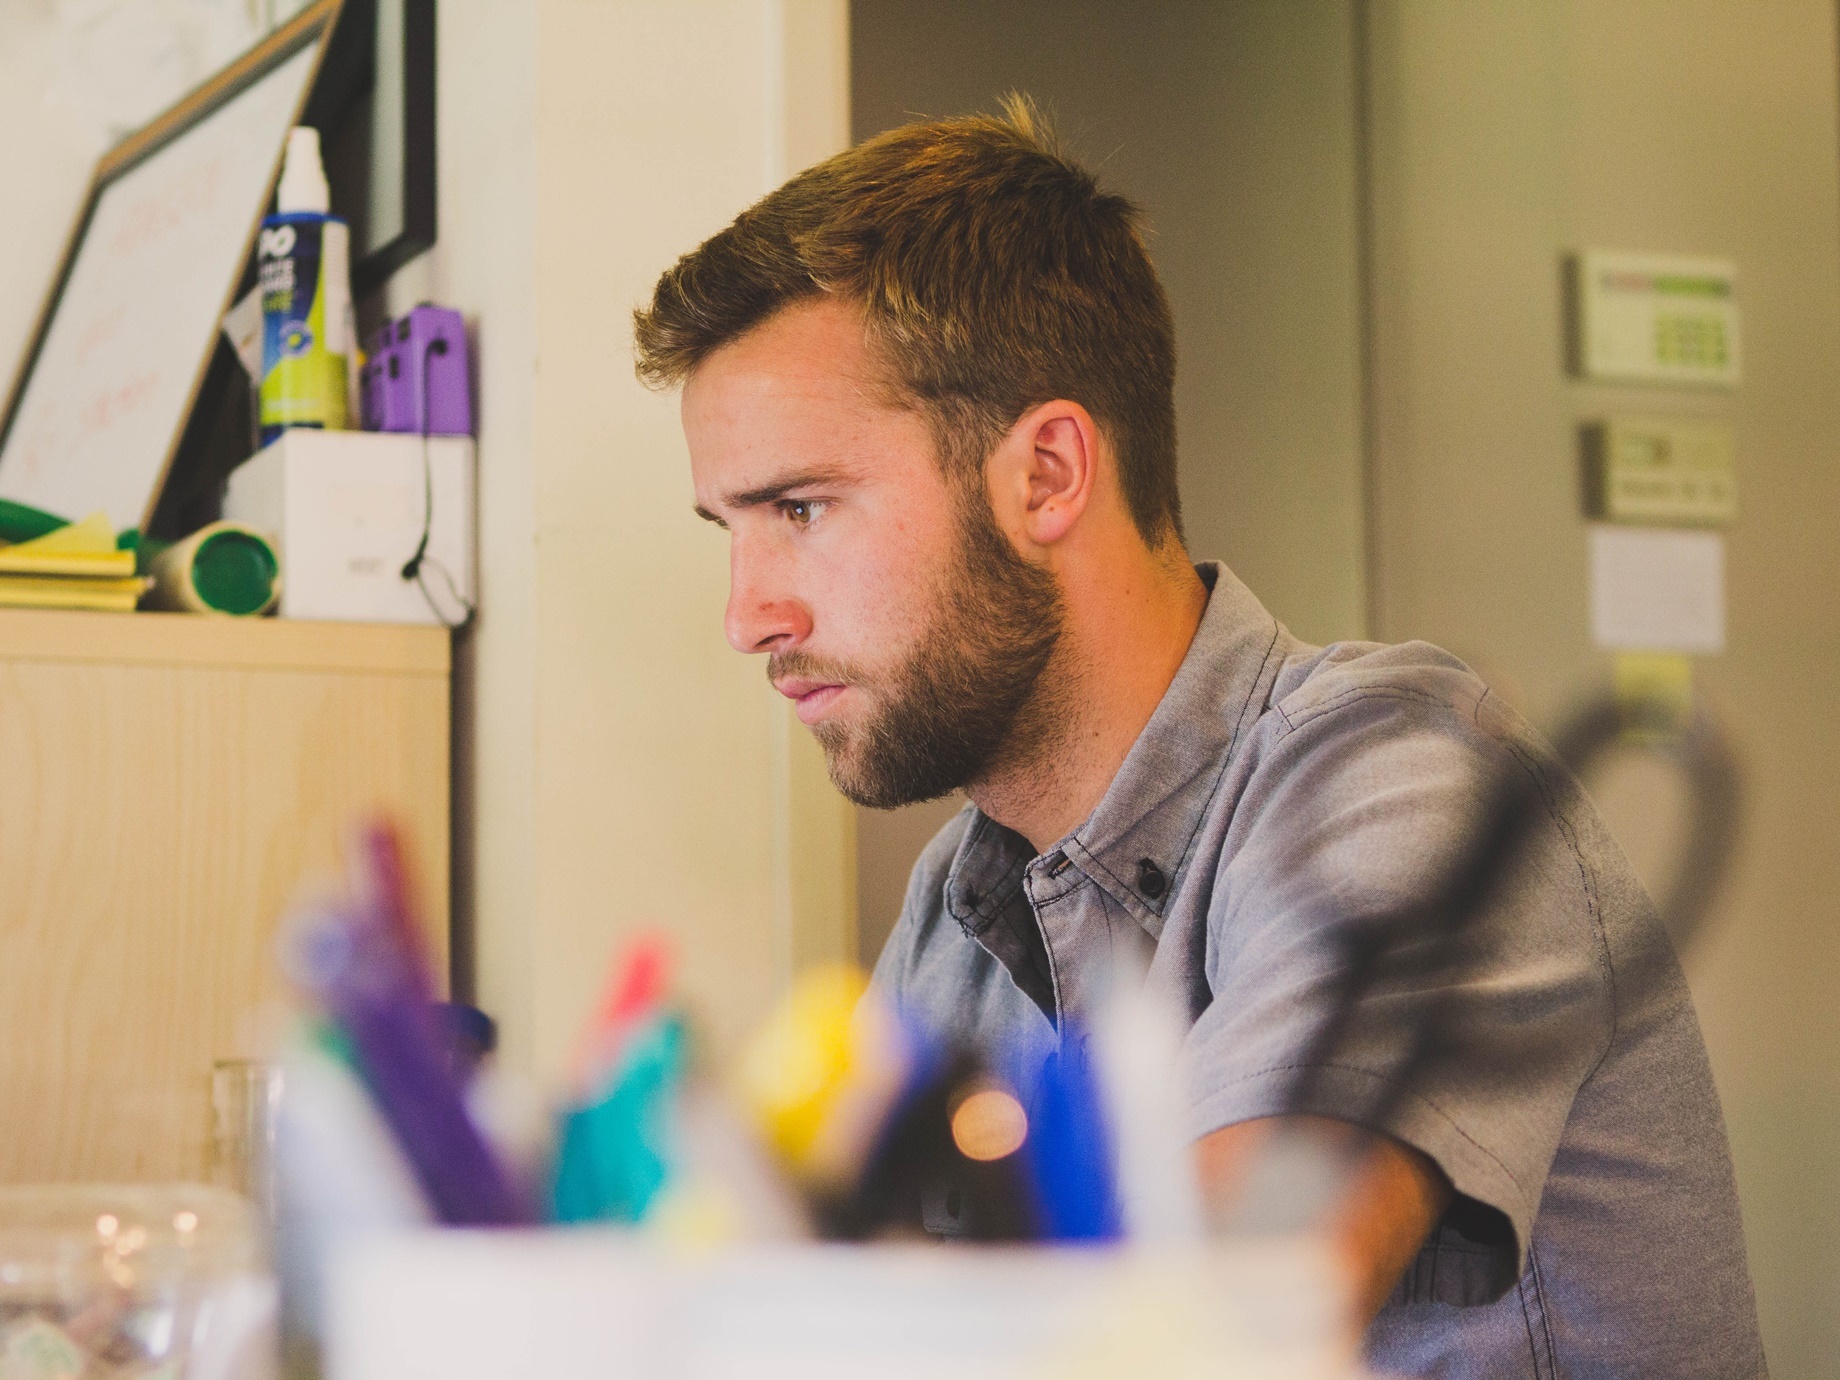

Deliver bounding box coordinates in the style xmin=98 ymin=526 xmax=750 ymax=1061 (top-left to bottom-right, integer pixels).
xmin=969 ymin=547 xmax=1209 ymax=853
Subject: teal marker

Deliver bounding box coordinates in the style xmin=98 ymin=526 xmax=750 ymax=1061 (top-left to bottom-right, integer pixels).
xmin=551 ymin=1015 xmax=689 ymax=1224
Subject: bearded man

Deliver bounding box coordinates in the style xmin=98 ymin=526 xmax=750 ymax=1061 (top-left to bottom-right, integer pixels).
xmin=634 ymin=104 xmax=1764 ymax=1377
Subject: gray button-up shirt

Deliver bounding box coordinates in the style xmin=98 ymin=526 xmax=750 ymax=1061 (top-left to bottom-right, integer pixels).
xmin=874 ymin=561 xmax=1764 ymax=1378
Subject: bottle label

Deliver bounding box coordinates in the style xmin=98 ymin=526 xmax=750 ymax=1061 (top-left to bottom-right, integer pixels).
xmin=258 ymin=215 xmax=350 ymax=435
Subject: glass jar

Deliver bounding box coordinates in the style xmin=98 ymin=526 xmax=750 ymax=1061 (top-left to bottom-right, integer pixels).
xmin=0 ymin=1184 xmax=274 ymax=1379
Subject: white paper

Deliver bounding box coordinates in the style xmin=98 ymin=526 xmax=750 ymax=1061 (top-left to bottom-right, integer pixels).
xmin=1589 ymin=525 xmax=1725 ymax=653
xmin=0 ymin=41 xmax=316 ymax=530
xmin=222 ymin=286 xmax=264 ymax=381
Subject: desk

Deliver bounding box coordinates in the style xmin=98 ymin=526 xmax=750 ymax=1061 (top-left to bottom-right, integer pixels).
xmin=0 ymin=609 xmax=450 ymax=1182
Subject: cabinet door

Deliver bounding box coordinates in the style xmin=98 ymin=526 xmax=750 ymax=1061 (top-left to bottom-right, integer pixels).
xmin=0 ymin=641 xmax=448 ymax=1183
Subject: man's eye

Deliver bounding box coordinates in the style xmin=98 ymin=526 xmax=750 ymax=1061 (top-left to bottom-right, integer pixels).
xmin=782 ymin=500 xmax=822 ymax=526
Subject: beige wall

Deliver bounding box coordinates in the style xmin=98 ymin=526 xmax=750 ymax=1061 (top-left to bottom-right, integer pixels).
xmin=1363 ymin=2 xmax=1840 ymax=1370
xmin=849 ymin=0 xmax=1369 ymax=961
xmin=387 ymin=0 xmax=858 ymax=1077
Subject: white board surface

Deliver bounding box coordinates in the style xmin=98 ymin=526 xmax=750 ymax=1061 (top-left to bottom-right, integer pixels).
xmin=0 ymin=42 xmax=317 ymax=531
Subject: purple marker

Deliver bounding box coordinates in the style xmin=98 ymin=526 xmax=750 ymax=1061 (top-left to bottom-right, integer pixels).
xmin=291 ymin=822 xmax=528 ymax=1226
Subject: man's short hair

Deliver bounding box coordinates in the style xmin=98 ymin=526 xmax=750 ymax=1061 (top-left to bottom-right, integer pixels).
xmin=634 ymin=97 xmax=1184 ymax=547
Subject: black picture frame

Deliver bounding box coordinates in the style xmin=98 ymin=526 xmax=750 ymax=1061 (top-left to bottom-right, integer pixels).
xmin=310 ymin=0 xmax=437 ymax=298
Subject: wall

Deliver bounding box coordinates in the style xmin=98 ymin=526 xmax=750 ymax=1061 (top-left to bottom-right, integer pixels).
xmin=849 ymin=0 xmax=1369 ymax=960
xmin=1363 ymin=2 xmax=1840 ymax=1371
xmin=390 ymin=0 xmax=857 ymax=1078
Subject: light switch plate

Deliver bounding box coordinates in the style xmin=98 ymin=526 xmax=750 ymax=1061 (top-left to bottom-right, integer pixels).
xmin=1581 ymin=415 xmax=1737 ymax=526
xmin=1569 ymin=250 xmax=1740 ymax=387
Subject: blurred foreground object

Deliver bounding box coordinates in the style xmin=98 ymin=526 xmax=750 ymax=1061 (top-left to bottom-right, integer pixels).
xmin=1230 ymin=685 xmax=1741 ymax=1241
xmin=275 ymin=821 xmax=528 ymax=1373
xmin=280 ymin=822 xmax=529 ymax=1229
xmin=209 ymin=1060 xmax=284 ymax=1220
xmin=327 ymin=1234 xmax=1357 ymax=1380
xmin=0 ymin=1185 xmax=276 ymax=1380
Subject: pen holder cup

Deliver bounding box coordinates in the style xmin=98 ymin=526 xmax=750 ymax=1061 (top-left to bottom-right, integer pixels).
xmin=325 ymin=1231 xmax=1357 ymax=1380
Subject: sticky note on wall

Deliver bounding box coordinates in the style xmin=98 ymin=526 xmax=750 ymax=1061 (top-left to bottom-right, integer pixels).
xmin=1589 ymin=526 xmax=1725 ymax=653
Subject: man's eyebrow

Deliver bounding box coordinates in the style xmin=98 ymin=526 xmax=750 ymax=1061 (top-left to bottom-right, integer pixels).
xmin=695 ymin=466 xmax=857 ymax=524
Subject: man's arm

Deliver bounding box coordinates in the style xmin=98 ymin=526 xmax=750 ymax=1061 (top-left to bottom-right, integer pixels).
xmin=1195 ymin=1115 xmax=1453 ymax=1327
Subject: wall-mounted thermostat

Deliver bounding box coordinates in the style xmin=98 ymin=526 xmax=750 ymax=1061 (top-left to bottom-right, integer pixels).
xmin=1569 ymin=250 xmax=1740 ymax=387
xmin=1581 ymin=416 xmax=1737 ymax=527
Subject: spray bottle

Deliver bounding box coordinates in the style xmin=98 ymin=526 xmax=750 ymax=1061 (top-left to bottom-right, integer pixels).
xmin=257 ymin=127 xmax=354 ymax=443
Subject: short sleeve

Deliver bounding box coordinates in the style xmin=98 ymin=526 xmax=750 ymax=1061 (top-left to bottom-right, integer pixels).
xmin=1183 ymin=687 xmax=1614 ymax=1302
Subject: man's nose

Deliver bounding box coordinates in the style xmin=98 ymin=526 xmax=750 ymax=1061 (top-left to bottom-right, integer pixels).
xmin=724 ymin=543 xmax=812 ymax=654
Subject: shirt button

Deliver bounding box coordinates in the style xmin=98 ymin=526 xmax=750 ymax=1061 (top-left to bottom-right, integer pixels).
xmin=1136 ymin=858 xmax=1167 ymax=900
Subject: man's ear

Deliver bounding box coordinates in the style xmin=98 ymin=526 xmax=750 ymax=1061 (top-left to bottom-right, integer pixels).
xmin=988 ymin=400 xmax=1099 ymax=549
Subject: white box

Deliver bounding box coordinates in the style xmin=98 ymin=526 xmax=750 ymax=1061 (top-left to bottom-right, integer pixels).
xmin=224 ymin=429 xmax=475 ymax=625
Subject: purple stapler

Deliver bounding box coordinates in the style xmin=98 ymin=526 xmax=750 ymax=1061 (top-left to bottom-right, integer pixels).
xmin=362 ymin=303 xmax=474 ymax=436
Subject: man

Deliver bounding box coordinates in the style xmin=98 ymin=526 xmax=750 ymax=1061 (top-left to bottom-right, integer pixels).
xmin=635 ymin=103 xmax=1764 ymax=1376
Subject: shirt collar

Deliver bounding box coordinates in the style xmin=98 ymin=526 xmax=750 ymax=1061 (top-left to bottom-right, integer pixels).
xmin=944 ymin=561 xmax=1293 ymax=940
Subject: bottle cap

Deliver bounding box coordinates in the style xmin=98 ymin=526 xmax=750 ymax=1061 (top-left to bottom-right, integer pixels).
xmin=276 ymin=126 xmax=330 ymax=214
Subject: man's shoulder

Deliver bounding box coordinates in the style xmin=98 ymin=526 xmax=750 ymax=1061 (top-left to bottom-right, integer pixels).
xmin=1263 ymin=637 xmax=1495 ymax=734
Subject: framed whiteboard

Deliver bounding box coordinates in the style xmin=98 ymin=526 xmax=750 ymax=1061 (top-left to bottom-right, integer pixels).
xmin=0 ymin=2 xmax=345 ymax=534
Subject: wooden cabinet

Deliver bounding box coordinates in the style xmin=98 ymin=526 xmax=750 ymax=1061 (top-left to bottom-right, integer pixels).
xmin=0 ymin=609 xmax=449 ymax=1182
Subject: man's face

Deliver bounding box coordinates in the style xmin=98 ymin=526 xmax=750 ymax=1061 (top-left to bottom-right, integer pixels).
xmin=684 ymin=298 xmax=1062 ymax=808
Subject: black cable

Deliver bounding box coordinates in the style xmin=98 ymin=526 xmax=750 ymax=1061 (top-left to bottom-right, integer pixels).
xmin=1288 ymin=688 xmax=1741 ymax=1131
xmin=1206 ymin=689 xmax=1742 ymax=1239
xmin=399 ymin=333 xmax=475 ymax=629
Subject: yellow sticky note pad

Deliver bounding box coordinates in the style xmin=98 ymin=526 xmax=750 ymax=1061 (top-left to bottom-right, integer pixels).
xmin=0 ymin=512 xmax=134 ymax=577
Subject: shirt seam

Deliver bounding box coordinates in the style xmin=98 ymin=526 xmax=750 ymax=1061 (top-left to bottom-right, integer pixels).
xmin=1494 ymin=719 xmax=1620 ymax=1081
xmin=1071 ymin=619 xmax=1285 ymax=931
xmin=1528 ymin=1237 xmax=1561 ymax=1377
xmin=1161 ymin=620 xmax=1286 ymax=911
xmin=1516 ymin=1275 xmax=1547 ymax=1380
xmin=1275 ymin=682 xmax=1462 ymax=737
xmin=1196 ymin=1058 xmax=1537 ymax=1215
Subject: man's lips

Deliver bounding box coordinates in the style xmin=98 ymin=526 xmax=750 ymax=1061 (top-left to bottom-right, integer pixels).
xmin=774 ymin=676 xmax=848 ymax=725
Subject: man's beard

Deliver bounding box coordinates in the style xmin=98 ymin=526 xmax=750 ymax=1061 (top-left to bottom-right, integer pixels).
xmin=768 ymin=494 xmax=1065 ymax=809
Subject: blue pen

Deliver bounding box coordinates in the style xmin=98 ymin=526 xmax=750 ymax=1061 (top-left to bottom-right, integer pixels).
xmin=1018 ymin=1031 xmax=1122 ymax=1241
